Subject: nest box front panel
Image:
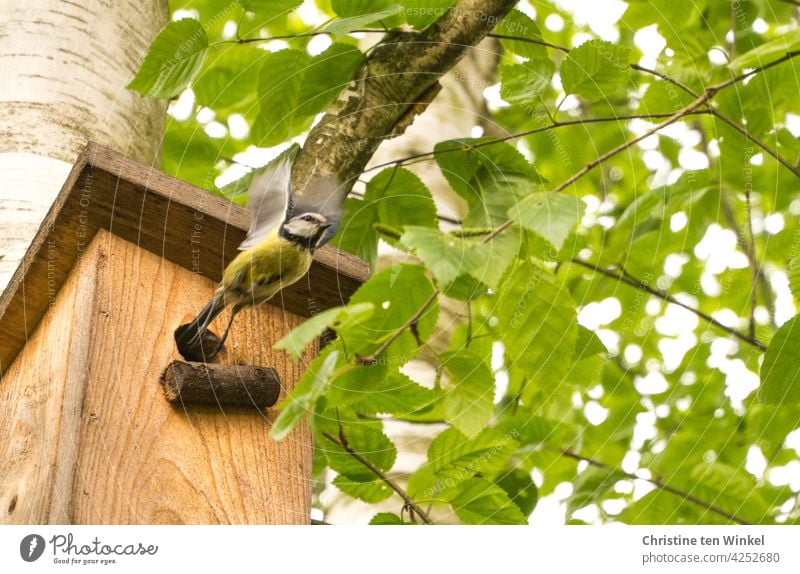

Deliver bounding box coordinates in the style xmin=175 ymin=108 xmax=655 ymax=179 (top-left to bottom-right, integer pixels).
xmin=75 ymin=231 xmax=314 ymax=524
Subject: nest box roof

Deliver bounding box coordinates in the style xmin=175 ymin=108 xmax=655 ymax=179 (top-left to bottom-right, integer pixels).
xmin=0 ymin=143 xmax=369 ymax=372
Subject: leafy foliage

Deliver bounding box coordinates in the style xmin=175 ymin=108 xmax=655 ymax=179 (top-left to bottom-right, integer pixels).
xmin=139 ymin=0 xmax=800 ymax=525
xmin=129 ymin=19 xmax=209 ymax=98
xmin=759 ymin=316 xmax=800 ymax=406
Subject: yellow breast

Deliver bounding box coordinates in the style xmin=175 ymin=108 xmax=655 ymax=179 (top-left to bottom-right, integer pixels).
xmin=221 ymin=230 xmax=314 ymax=307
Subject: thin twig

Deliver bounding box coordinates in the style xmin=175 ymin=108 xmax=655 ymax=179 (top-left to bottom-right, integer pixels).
xmin=739 ymin=165 xmax=760 ymax=337
xmin=364 ymin=111 xmax=711 ymax=174
xmin=484 ymin=52 xmax=800 ymax=243
xmin=487 ymin=32 xmax=569 ymax=53
xmin=549 ymin=446 xmax=752 ymax=525
xmin=630 ymin=63 xmax=699 ymax=97
xmin=484 ymin=90 xmax=718 ymax=242
xmin=708 ymin=109 xmax=800 ymax=177
xmin=721 ymin=49 xmax=800 ymax=87
xmin=570 ymin=258 xmax=767 ymax=350
xmin=356 ymin=290 xmax=440 ymax=364
xmin=214 ymin=28 xmax=386 ymax=46
xmin=719 ymin=191 xmax=774 ymax=320
xmin=555 ymin=89 xmax=718 ymax=192
xmin=322 ymin=430 xmax=434 ymax=524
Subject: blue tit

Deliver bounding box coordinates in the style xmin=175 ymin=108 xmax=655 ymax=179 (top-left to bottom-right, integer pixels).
xmin=176 ymin=146 xmax=336 ymax=360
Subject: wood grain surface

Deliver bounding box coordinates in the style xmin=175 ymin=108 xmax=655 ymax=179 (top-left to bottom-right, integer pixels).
xmin=0 ymin=143 xmax=369 ymax=374
xmin=1 ymin=231 xmax=318 ymax=524
xmin=160 ymin=361 xmax=282 ymax=407
xmin=0 ymin=239 xmax=101 ymax=523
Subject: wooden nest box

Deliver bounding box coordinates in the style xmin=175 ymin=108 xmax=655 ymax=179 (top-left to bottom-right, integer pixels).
xmin=0 ymin=144 xmax=368 ymax=524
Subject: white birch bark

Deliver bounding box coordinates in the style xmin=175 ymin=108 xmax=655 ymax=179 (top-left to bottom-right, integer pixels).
xmin=0 ymin=0 xmax=168 ymax=289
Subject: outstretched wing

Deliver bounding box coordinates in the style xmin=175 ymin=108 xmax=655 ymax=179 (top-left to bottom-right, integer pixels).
xmin=288 ymin=172 xmax=343 ymax=247
xmin=238 ymin=145 xmax=299 ymax=251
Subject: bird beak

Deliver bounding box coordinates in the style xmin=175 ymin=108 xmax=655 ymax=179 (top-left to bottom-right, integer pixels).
xmin=321 ymin=222 xmax=332 ymax=229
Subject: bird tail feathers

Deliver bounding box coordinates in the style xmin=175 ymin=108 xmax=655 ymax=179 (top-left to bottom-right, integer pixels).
xmin=175 ymin=291 xmax=226 ymax=349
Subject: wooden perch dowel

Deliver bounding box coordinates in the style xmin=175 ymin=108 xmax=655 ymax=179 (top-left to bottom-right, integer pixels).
xmin=160 ymin=360 xmax=281 ymax=407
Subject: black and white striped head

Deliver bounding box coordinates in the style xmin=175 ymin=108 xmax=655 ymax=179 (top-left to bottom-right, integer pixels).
xmin=280 ymin=212 xmax=331 ymax=250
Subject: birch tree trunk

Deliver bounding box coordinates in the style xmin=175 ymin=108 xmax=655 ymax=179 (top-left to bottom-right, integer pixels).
xmin=0 ymin=1 xmax=168 ymax=290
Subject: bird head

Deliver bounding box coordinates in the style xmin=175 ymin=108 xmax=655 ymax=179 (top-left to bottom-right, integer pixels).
xmin=280 ymin=212 xmax=332 ymax=250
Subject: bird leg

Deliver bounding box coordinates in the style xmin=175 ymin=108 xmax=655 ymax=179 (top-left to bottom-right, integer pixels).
xmin=211 ymin=305 xmax=242 ymax=358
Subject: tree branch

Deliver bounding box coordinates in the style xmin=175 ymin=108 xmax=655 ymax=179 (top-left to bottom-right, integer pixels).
xmin=322 ymin=430 xmax=434 ymax=524
xmin=549 ymin=446 xmax=752 ymax=525
xmin=570 ymin=258 xmax=767 ymax=351
xmin=290 ymin=0 xmax=520 ymax=205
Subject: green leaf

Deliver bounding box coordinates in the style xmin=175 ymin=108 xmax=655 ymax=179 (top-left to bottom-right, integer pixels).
xmin=640 ymin=79 xmax=696 ymax=113
xmin=435 ymin=138 xmax=542 ymax=227
xmin=401 ymin=227 xmax=485 ymax=286
xmin=730 ymin=29 xmax=800 ymax=71
xmin=343 ymin=264 xmax=438 ymax=361
xmin=320 ymin=424 xmax=397 ymax=480
xmin=408 ymin=427 xmax=518 ymax=498
xmin=129 ymin=18 xmax=209 ymax=98
xmin=759 ymin=315 xmax=800 ymax=405
xmin=330 ymin=370 xmax=438 ymax=415
xmin=429 ymin=427 xmax=517 ymax=476
xmin=495 ymin=261 xmax=578 ymax=402
xmin=789 ymin=257 xmax=800 ymax=304
xmin=619 ymin=489 xmax=714 ymax=525
xmin=499 ymin=59 xmax=554 ymax=105
xmin=621 ymin=0 xmax=711 ymax=60
xmin=746 ymin=404 xmax=800 ymax=458
xmin=369 ymin=512 xmax=405 ymax=524
xmin=573 ymin=325 xmax=607 ymax=361
xmin=687 ymin=462 xmax=772 ymax=523
xmin=468 ymin=227 xmax=522 ymax=290
xmin=162 ymin=118 xmax=221 ymax=188
xmin=240 ymin=0 xmax=302 ymax=13
xmin=297 ymin=43 xmax=364 ymax=114
xmin=324 ymin=5 xmax=403 ymax=38
xmin=496 ymin=10 xmax=548 ymax=60
xmin=332 ymin=0 xmax=393 ymax=16
xmin=365 ymin=168 xmax=438 ymax=230
xmin=440 ymin=351 xmax=495 ymax=438
xmin=402 ymin=0 xmax=455 ymax=29
xmin=444 ymin=478 xmax=526 ymax=524
xmin=274 ymin=302 xmax=374 ymax=360
xmin=400 ymin=226 xmax=520 ymax=291
xmin=270 ymin=349 xmax=341 ymax=440
xmin=566 ymin=466 xmax=621 ymax=516
xmin=193 ymin=44 xmax=262 ymax=113
xmin=509 ymin=192 xmax=585 ymax=251
xmin=496 ymin=469 xmax=539 ymax=517
xmin=256 ymin=44 xmax=363 ymax=145
xmin=333 ymin=474 xmax=393 ymax=503
xmin=560 ymin=40 xmax=630 ymax=102
xmin=329 ymin=198 xmax=379 ymax=269
xmin=254 ymin=49 xmax=308 ymax=144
